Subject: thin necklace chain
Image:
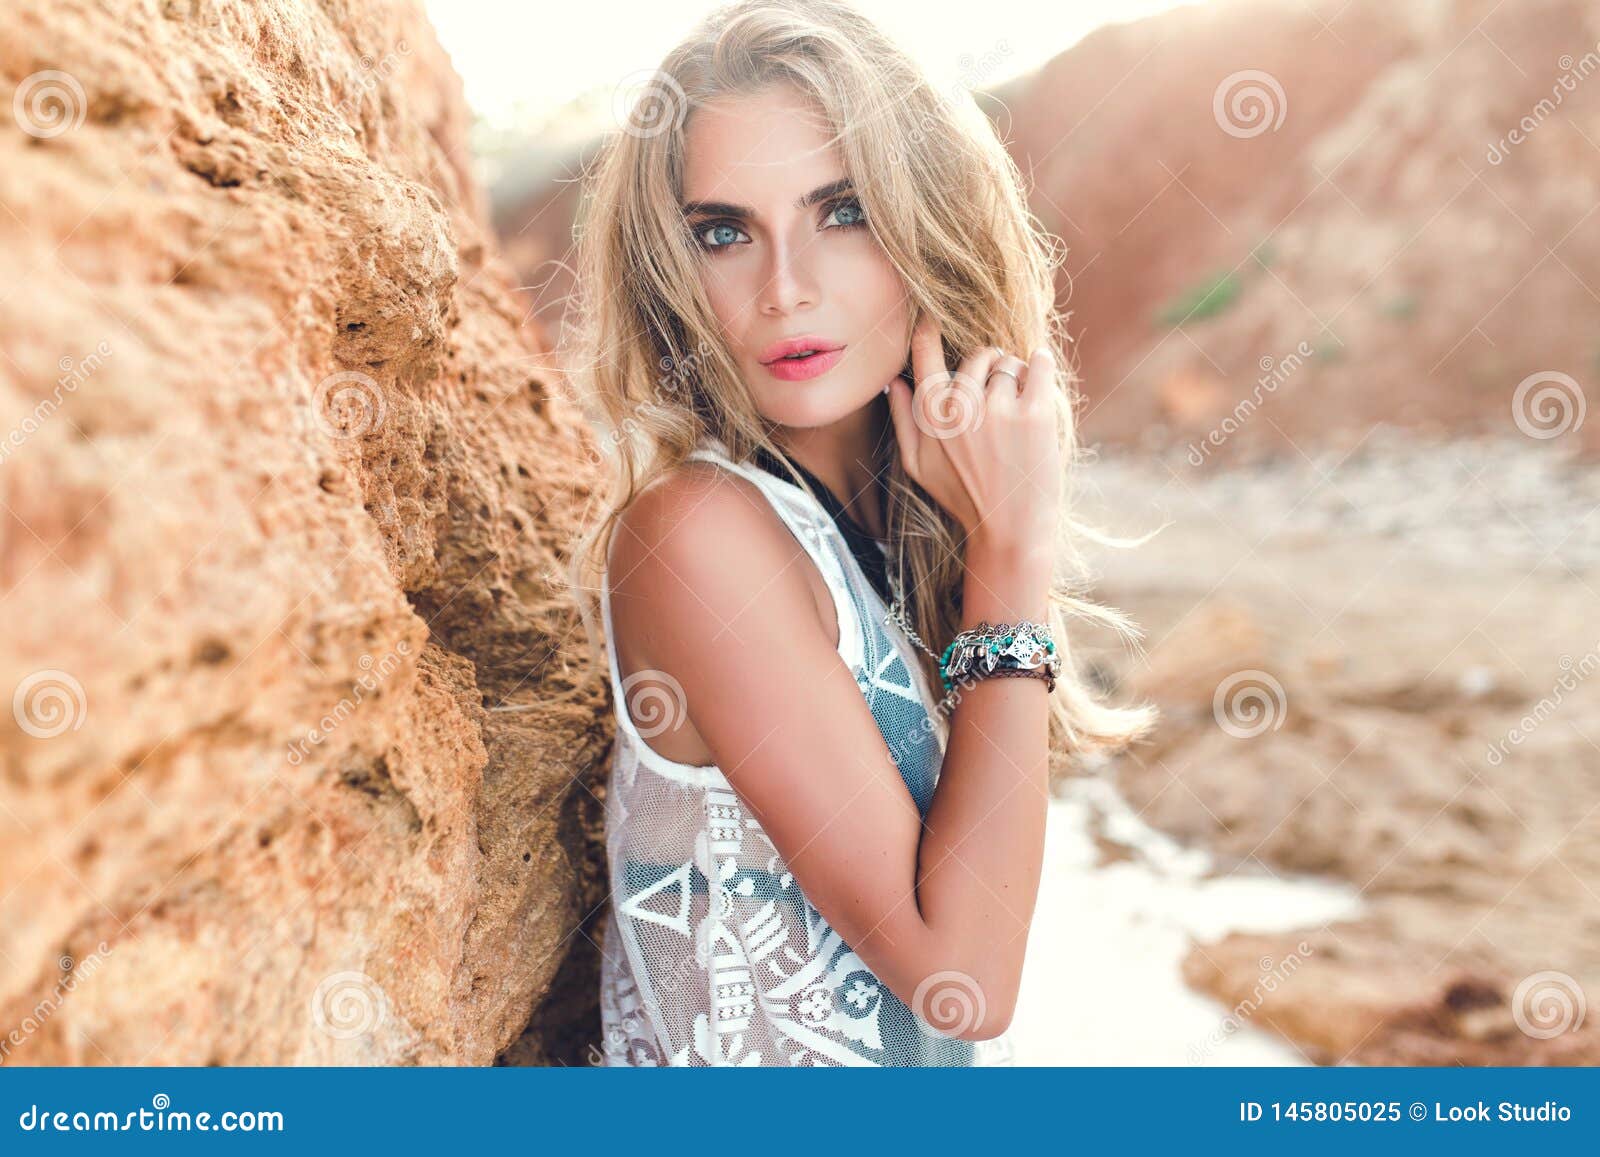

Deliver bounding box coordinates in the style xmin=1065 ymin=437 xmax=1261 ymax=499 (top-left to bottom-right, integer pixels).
xmin=883 ymin=571 xmax=941 ymax=661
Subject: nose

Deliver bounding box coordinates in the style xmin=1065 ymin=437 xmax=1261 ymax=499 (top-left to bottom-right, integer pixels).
xmin=757 ymin=234 xmax=817 ymax=317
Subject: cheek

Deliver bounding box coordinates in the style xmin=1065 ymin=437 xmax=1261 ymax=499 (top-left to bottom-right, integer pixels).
xmin=698 ymin=264 xmax=752 ymax=338
xmin=846 ymin=246 xmax=910 ymax=346
xmin=691 ymin=246 xmax=774 ymax=338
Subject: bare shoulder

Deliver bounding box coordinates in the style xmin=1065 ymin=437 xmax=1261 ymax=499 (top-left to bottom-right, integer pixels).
xmin=611 ymin=459 xmax=799 ymax=595
xmin=608 ymin=458 xmax=834 ymax=680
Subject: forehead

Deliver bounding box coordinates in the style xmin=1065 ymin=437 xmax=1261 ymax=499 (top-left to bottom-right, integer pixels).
xmin=681 ymin=85 xmax=843 ymax=208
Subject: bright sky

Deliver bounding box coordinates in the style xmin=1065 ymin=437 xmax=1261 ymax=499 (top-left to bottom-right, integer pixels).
xmin=424 ymin=0 xmax=1197 ymax=133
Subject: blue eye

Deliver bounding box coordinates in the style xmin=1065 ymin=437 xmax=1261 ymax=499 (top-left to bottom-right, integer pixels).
xmin=826 ymin=199 xmax=867 ymax=228
xmin=694 ymin=221 xmax=749 ymax=252
xmin=690 ymin=199 xmax=866 ymax=254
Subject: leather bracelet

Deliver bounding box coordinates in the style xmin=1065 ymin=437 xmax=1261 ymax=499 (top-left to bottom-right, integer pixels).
xmin=978 ymin=665 xmax=1056 ymax=692
xmin=939 ymin=618 xmax=1061 ymax=694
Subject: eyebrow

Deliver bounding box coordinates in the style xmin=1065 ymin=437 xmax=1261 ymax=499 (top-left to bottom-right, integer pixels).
xmin=680 ymin=176 xmax=855 ymax=219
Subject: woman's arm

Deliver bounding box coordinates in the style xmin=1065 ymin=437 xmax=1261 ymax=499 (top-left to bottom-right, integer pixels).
xmin=908 ymin=531 xmax=1052 ymax=1039
xmin=883 ymin=320 xmax=1064 ymax=1038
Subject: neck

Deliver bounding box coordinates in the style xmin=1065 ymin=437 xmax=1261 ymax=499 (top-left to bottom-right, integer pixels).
xmin=772 ymin=395 xmax=892 ymax=540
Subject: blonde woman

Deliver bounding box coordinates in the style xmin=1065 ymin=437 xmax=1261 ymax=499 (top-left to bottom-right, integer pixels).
xmin=568 ymin=0 xmax=1154 ymax=1066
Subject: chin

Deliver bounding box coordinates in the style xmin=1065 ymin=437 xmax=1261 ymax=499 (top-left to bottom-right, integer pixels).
xmin=754 ymin=385 xmax=880 ymax=429
xmin=746 ymin=359 xmax=892 ymax=429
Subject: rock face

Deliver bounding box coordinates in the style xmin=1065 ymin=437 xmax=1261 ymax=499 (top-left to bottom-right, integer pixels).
xmin=0 ymin=1 xmax=606 ymax=1064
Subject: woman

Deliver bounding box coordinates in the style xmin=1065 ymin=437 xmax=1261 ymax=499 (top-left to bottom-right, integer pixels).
xmin=567 ymin=0 xmax=1155 ymax=1066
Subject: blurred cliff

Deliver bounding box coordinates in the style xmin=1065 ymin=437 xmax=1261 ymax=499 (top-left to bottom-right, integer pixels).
xmin=1002 ymin=0 xmax=1600 ymax=458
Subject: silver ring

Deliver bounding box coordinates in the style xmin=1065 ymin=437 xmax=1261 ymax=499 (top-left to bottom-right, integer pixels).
xmin=987 ymin=356 xmax=1026 ymax=394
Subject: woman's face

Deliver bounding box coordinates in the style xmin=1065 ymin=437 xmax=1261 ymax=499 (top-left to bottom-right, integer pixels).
xmin=680 ymin=84 xmax=910 ymax=430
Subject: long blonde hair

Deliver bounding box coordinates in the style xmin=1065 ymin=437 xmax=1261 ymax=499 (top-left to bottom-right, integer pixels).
xmin=565 ymin=0 xmax=1155 ymax=756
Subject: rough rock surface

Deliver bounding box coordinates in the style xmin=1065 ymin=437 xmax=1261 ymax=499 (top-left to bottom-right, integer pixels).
xmin=0 ymin=0 xmax=606 ymax=1064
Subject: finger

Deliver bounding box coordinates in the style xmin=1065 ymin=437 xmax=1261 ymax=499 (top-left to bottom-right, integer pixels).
xmin=955 ymin=343 xmax=1002 ymax=397
xmin=885 ymin=371 xmax=920 ymax=476
xmin=989 ymin=353 xmax=1028 ymax=398
xmin=979 ymin=350 xmax=1024 ymax=425
xmin=908 ymin=312 xmax=946 ymax=389
xmin=1022 ymin=346 xmax=1056 ymax=409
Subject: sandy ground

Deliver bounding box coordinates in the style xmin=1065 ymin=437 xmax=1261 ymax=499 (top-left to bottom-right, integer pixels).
xmin=1011 ymin=776 xmax=1361 ymax=1065
xmin=1046 ymin=427 xmax=1600 ymax=1064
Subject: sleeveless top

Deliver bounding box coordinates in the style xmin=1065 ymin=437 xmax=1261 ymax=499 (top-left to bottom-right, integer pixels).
xmin=596 ymin=437 xmax=1016 ymax=1066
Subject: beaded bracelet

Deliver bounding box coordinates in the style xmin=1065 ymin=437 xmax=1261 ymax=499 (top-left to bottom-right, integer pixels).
xmin=938 ymin=618 xmax=1061 ymax=694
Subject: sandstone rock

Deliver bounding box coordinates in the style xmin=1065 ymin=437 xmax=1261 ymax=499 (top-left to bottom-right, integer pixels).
xmin=0 ymin=0 xmax=605 ymax=1064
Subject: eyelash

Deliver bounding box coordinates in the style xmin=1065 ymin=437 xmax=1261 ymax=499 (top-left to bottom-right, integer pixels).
xmin=691 ymin=198 xmax=868 ymax=254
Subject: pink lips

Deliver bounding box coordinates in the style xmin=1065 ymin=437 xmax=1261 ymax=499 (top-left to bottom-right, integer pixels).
xmin=758 ymin=335 xmax=846 ymax=381
xmin=763 ymin=347 xmax=844 ymax=381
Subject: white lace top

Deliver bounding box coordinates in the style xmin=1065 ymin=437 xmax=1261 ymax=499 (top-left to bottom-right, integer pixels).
xmin=596 ymin=438 xmax=1015 ymax=1066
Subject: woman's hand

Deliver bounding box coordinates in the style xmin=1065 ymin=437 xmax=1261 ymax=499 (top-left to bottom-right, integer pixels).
xmin=885 ymin=314 xmax=1064 ymax=556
